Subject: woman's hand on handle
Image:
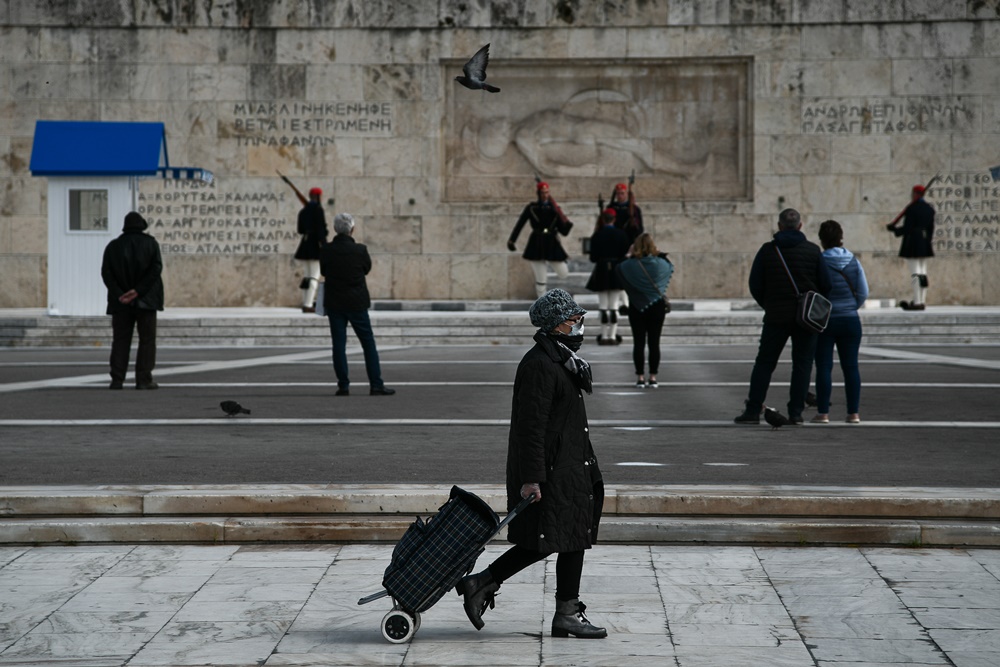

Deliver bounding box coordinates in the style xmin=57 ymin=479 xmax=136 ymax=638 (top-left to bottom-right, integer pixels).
xmin=521 ymin=482 xmax=541 ymax=502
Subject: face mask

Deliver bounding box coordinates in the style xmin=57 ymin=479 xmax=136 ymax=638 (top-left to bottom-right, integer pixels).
xmin=568 ymin=321 xmax=585 ymax=337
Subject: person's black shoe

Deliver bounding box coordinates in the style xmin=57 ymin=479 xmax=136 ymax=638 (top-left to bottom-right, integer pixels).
xmin=898 ymin=300 xmax=910 ymax=310
xmin=370 ymin=386 xmax=395 ymax=396
xmin=135 ymin=382 xmax=159 ymax=390
xmin=335 ymin=388 xmax=349 ymax=396
xmin=456 ymin=569 xmax=499 ymax=630
xmin=109 ymin=381 xmax=123 ymax=390
xmin=618 ymin=305 xmax=629 ymax=315
xmin=790 ymin=415 xmax=804 ymax=425
xmin=733 ymin=406 xmax=760 ymax=424
xmin=910 ymin=303 xmax=925 ymax=311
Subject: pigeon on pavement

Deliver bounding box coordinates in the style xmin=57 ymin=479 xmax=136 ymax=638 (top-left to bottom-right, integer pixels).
xmin=763 ymin=407 xmax=791 ymax=430
xmin=455 ymin=43 xmax=500 ymax=93
xmin=220 ymin=400 xmax=250 ymax=417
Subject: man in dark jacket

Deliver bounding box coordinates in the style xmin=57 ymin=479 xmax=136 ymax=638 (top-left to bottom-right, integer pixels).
xmin=887 ymin=184 xmax=935 ymax=310
xmin=100 ymin=211 xmax=164 ymax=390
xmin=319 ymin=213 xmax=393 ymax=396
xmin=294 ymin=187 xmax=328 ymax=312
xmin=457 ymin=289 xmax=606 ymax=639
xmin=734 ymin=208 xmax=832 ymax=425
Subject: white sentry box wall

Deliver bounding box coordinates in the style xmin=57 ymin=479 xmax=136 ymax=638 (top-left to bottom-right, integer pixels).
xmin=46 ymin=176 xmax=134 ymax=316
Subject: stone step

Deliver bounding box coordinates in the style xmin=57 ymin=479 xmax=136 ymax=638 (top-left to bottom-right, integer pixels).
xmin=2 ymin=485 xmax=997 ymax=547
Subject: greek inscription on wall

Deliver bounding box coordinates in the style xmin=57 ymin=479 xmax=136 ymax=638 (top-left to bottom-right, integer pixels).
xmin=929 ymin=171 xmax=1000 ymax=252
xmin=227 ymin=101 xmax=394 ymax=146
xmin=801 ymin=97 xmax=976 ymax=134
xmin=138 ymin=181 xmax=296 ymax=255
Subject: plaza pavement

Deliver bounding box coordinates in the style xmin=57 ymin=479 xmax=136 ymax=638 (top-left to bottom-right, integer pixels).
xmin=1 ymin=303 xmax=999 ymax=665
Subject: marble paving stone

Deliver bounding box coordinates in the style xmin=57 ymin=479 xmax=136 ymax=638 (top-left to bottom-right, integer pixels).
xmin=58 ymin=590 xmax=195 ymax=613
xmin=131 ymin=620 xmax=291 ymax=666
xmin=174 ymin=597 xmax=310 ymax=623
xmin=207 ymin=566 xmax=326 ymax=586
xmin=0 ymin=548 xmax=27 ymax=566
xmin=33 ymin=610 xmax=175 ymax=634
xmin=771 ymin=578 xmax=897 ymax=597
xmin=650 ymin=547 xmax=762 ymax=569
xmin=673 ymin=645 xmax=815 ymax=667
xmin=228 ymin=546 xmax=340 ymax=567
xmin=540 ymin=631 xmax=675 ymax=657
xmin=809 ymin=637 xmax=949 ymax=664
xmin=911 ymin=607 xmax=1000 ymax=629
xmin=890 ymin=588 xmax=1000 ymax=609
xmin=781 ymin=595 xmax=909 ymax=617
xmin=597 ymin=611 xmax=670 ymax=635
xmin=927 ymin=628 xmax=1000 ymax=652
xmin=762 ymin=562 xmax=883 ymax=579
xmin=657 ymin=568 xmax=771 ymax=586
xmin=276 ymin=629 xmax=415 ymax=654
xmin=758 ymin=546 xmax=872 ymax=566
xmin=664 ymin=603 xmax=793 ymax=625
xmin=670 ymin=622 xmax=797 ymax=647
xmin=795 ymin=613 xmax=927 ymax=640
xmin=0 ymin=569 xmax=100 ymax=587
xmin=657 ymin=584 xmax=782 ymax=605
xmin=945 ymin=652 xmax=1000 ymax=667
xmin=575 ymin=574 xmax=660 ymax=594
xmin=402 ymin=640 xmax=544 ymax=665
xmin=550 ymin=592 xmax=665 ymax=613
xmin=0 ymin=630 xmax=152 ymax=660
xmin=266 ymin=652 xmax=408 ymax=667
xmin=104 ymin=558 xmax=232 ymax=578
xmin=73 ymin=574 xmax=213 ymax=594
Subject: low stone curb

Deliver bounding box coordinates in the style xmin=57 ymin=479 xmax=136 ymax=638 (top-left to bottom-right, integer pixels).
xmin=2 ymin=484 xmax=998 ymax=546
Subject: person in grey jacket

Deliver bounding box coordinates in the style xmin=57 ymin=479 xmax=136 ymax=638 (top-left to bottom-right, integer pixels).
xmin=812 ymin=220 xmax=869 ymax=424
xmin=100 ymin=212 xmax=164 ymax=390
xmin=457 ymin=289 xmax=606 ymax=639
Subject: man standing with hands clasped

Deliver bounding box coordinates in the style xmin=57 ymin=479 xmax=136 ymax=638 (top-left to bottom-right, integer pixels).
xmin=101 ymin=211 xmax=164 ymax=391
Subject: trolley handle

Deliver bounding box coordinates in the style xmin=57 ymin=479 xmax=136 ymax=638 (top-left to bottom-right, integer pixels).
xmin=494 ymin=492 xmax=536 ymax=536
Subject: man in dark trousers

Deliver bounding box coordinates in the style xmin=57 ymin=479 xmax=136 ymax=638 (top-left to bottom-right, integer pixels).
xmin=100 ymin=211 xmax=164 ymax=390
xmin=320 ymin=213 xmax=394 ymax=397
xmin=734 ymin=208 xmax=832 ymax=425
xmin=294 ymin=187 xmax=328 ymax=312
xmin=887 ymin=184 xmax=935 ymax=311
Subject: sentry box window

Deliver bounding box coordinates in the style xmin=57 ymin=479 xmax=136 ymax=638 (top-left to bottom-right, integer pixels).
xmin=68 ymin=189 xmax=109 ymax=231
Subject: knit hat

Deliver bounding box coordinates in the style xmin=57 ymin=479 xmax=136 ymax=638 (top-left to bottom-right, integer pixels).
xmin=309 ymin=187 xmax=322 ymax=197
xmin=123 ymin=211 xmax=147 ymax=231
xmin=529 ymin=289 xmax=586 ymax=332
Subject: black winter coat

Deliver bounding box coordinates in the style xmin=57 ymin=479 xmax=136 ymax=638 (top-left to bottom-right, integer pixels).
xmin=294 ymin=202 xmax=328 ymax=260
xmin=320 ymin=234 xmax=372 ymax=312
xmin=894 ymin=198 xmax=935 ymax=258
xmin=748 ymin=230 xmax=832 ymax=325
xmin=101 ymin=230 xmax=164 ymax=314
xmin=505 ymin=332 xmax=604 ymax=553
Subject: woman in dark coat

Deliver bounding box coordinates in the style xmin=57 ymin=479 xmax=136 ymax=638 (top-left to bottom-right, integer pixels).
xmin=457 ymin=289 xmax=606 ymax=639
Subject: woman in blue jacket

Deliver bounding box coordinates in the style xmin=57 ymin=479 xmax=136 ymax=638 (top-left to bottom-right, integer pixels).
xmin=812 ymin=220 xmax=869 ymax=424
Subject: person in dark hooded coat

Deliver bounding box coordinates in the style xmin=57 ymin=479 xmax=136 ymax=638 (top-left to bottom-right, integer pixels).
xmin=457 ymin=289 xmax=607 ymax=639
xmin=100 ymin=211 xmax=164 ymax=390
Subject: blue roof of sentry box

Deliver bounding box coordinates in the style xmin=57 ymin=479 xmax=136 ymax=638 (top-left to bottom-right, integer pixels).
xmin=30 ymin=120 xmax=169 ymax=176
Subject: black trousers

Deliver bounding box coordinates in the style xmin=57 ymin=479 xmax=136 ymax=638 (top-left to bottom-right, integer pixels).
xmin=627 ymin=299 xmax=667 ymax=375
xmin=110 ymin=309 xmax=157 ymax=385
xmin=488 ymin=545 xmax=585 ymax=602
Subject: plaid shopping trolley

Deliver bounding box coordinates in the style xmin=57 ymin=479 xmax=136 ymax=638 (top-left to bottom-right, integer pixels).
xmin=358 ymin=485 xmax=533 ymax=643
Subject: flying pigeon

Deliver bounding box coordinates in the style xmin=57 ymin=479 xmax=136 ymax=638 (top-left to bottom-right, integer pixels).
xmin=455 ymin=43 xmax=500 ymax=93
xmin=220 ymin=400 xmax=251 ymax=417
xmin=763 ymin=407 xmax=792 ymax=430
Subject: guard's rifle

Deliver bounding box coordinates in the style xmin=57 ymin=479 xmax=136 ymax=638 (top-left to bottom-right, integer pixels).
xmin=277 ymin=170 xmax=308 ymax=207
xmin=886 ymin=172 xmax=940 ymax=231
xmin=626 ymin=169 xmax=637 ymax=232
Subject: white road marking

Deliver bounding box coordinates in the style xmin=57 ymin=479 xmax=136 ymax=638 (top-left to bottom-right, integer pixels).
xmin=616 ymin=462 xmax=667 ymax=467
xmin=2 ymin=419 xmax=999 ymax=428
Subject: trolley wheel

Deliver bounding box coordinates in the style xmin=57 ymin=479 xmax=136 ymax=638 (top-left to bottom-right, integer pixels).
xmin=382 ymin=610 xmax=416 ymax=643
xmin=413 ymin=611 xmax=421 ymax=633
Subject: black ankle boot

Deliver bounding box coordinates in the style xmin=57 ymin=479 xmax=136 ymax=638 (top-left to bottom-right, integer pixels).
xmin=551 ymin=598 xmax=607 ymax=638
xmin=456 ymin=569 xmax=499 ymax=630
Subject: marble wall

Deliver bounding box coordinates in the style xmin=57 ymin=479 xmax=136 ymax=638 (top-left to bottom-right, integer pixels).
xmin=1 ymin=0 xmax=999 ymax=307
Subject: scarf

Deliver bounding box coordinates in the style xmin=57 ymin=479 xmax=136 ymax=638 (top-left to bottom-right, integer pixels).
xmin=536 ymin=331 xmax=593 ymax=394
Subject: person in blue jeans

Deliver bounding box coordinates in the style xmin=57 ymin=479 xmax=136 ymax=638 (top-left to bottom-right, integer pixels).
xmin=812 ymin=220 xmax=869 ymax=424
xmin=319 ymin=213 xmax=394 ymax=397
